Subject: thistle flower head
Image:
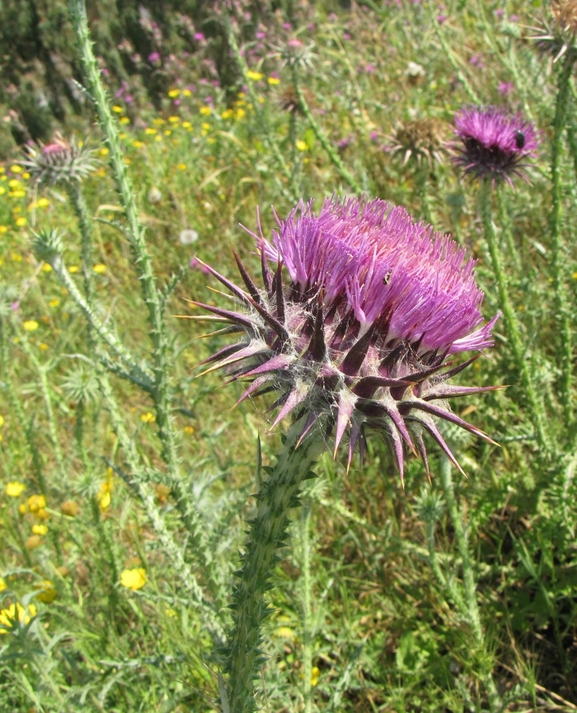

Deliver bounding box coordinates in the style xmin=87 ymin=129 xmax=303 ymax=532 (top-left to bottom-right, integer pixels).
xmin=389 ymin=119 xmax=447 ymax=168
xmin=451 ymin=106 xmax=538 ymax=185
xmin=22 ymin=134 xmax=98 ymax=186
xmin=192 ymin=196 xmax=499 ymax=476
xmin=529 ymin=0 xmax=577 ymax=61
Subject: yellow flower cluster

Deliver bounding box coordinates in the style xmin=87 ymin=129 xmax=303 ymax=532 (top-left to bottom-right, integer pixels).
xmin=0 ymin=602 xmax=37 ymax=633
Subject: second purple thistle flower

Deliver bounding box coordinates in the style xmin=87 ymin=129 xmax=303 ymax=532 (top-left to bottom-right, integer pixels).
xmin=452 ymin=106 xmax=538 ymax=185
xmin=192 ymin=196 xmax=499 ymax=475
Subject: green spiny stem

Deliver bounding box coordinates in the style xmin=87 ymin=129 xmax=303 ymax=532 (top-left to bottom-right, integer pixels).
xmin=299 ymin=498 xmax=314 ymax=713
xmin=292 ymin=65 xmax=364 ymax=195
xmin=95 ymin=359 xmax=226 ymax=644
xmin=479 ymin=180 xmax=550 ymax=453
xmin=64 ymin=179 xmax=223 ymax=609
xmin=496 ymin=190 xmax=521 ymax=275
xmin=69 ymin=0 xmax=182 ymax=488
xmin=49 ymin=255 xmax=154 ymax=389
xmin=438 ymin=455 xmax=502 ymax=713
xmin=16 ymin=335 xmax=67 ymax=479
xmin=66 ymin=183 xmax=95 ymax=304
xmin=224 ymin=420 xmax=324 ymax=713
xmin=431 ymin=10 xmax=480 ymax=104
xmin=222 ymin=15 xmax=299 ymax=204
xmin=550 ymin=51 xmax=576 ymax=426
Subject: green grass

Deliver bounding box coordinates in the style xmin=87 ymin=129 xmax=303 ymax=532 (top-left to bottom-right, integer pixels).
xmin=2 ymin=0 xmax=577 ymax=711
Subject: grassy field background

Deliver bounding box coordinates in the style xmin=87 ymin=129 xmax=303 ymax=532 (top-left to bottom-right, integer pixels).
xmin=2 ymin=1 xmax=577 ymax=711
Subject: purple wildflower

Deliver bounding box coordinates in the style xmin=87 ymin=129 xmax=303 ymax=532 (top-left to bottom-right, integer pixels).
xmin=497 ymin=81 xmax=514 ymax=97
xmin=192 ymin=197 xmax=499 ymax=475
xmin=452 ymin=106 xmax=538 ymax=185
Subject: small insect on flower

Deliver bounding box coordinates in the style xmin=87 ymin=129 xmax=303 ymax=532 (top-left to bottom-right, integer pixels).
xmin=190 ymin=196 xmax=500 ymax=476
xmin=451 ymin=106 xmax=538 ymax=185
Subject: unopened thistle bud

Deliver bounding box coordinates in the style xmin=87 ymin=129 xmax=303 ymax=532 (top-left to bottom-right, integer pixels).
xmin=192 ymin=196 xmax=499 ymax=476
xmin=451 ymin=106 xmax=538 ymax=186
xmin=22 ymin=134 xmax=98 ymax=186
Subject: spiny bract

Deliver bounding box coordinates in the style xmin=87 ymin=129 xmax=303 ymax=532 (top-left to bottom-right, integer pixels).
xmin=192 ymin=196 xmax=499 ymax=476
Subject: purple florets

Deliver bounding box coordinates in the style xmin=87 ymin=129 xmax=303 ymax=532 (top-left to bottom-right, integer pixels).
xmin=452 ymin=106 xmax=538 ymax=185
xmin=192 ymin=196 xmax=499 ymax=475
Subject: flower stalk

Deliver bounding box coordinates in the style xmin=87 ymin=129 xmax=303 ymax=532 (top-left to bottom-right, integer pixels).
xmin=437 ymin=455 xmax=502 ymax=712
xmin=549 ymin=50 xmax=576 ymax=426
xmin=223 ymin=419 xmax=324 ymax=713
xmin=479 ymin=180 xmax=549 ymax=452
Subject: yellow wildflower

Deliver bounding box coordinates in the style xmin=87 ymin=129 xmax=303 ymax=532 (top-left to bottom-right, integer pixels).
xmin=93 ymin=263 xmax=107 ymax=274
xmin=176 ymin=163 xmax=187 ymax=170
xmin=15 ymin=217 xmax=27 ymax=227
xmin=99 ymin=147 xmax=110 ymax=156
xmin=168 ymin=115 xmax=180 ymax=123
xmin=0 ymin=602 xmax=37 ymax=632
xmin=275 ymin=626 xmax=296 ymax=639
xmin=145 ymin=127 xmax=157 ymax=135
xmin=168 ymin=89 xmax=180 ymax=98
xmin=34 ymin=507 xmax=50 ymax=520
xmin=6 ymin=481 xmax=26 ymax=497
xmin=164 ymin=130 xmax=172 ymax=136
xmin=42 ymin=263 xmax=52 ymax=272
xmin=27 ymin=494 xmax=46 ymax=512
xmin=0 ymin=188 xmax=5 ymax=196
xmin=48 ymin=299 xmax=60 ymax=308
xmin=235 ymin=108 xmax=246 ymax=120
xmin=183 ymin=425 xmax=195 ymax=435
xmin=68 ymin=265 xmax=80 ymax=274
xmin=31 ymin=524 xmax=48 ymax=536
xmin=120 ymin=568 xmax=147 ymax=591
xmin=0 ymin=578 xmax=6 ymax=593
xmin=268 ymin=76 xmax=281 ymax=85
xmin=311 ymin=666 xmax=320 ymax=687
xmin=112 ymin=105 xmax=123 ymax=113
xmin=10 ymin=165 xmax=22 ymax=173
xmin=221 ymin=109 xmax=234 ymax=120
xmin=199 ymin=106 xmax=212 ymax=116
xmin=246 ymin=70 xmax=263 ymax=81
xmin=132 ymin=140 xmax=144 ymax=149
xmin=296 ymin=140 xmax=308 ymax=151
xmin=0 ymin=416 xmax=4 ymax=427
xmin=182 ymin=121 xmax=192 ymax=129
xmin=141 ymin=411 xmax=156 ymax=423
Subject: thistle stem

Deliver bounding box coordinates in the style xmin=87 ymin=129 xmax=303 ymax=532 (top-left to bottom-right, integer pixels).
xmin=224 ymin=420 xmax=324 ymax=713
xmin=291 ymin=64 xmax=364 ymax=195
xmin=299 ymin=498 xmax=314 ymax=713
xmin=550 ymin=51 xmax=576 ymax=426
xmin=69 ymin=0 xmax=182 ymax=488
xmin=221 ymin=14 xmax=299 ymax=203
xmin=479 ymin=180 xmax=549 ymax=452
xmin=438 ymin=455 xmax=502 ymax=712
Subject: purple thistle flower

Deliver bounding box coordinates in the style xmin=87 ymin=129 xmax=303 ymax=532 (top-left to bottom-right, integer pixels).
xmin=192 ymin=196 xmax=499 ymax=476
xmin=452 ymin=106 xmax=538 ymax=185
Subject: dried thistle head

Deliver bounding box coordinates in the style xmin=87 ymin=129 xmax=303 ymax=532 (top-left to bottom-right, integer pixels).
xmin=275 ymin=84 xmax=313 ymax=115
xmin=191 ymin=196 xmax=499 ymax=477
xmin=389 ymin=119 xmax=448 ymax=168
xmin=22 ymin=133 xmax=98 ymax=186
xmin=529 ymin=0 xmax=577 ymax=61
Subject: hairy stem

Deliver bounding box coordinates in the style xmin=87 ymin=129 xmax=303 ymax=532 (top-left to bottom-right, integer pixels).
xmin=292 ymin=64 xmax=364 ymax=195
xmin=224 ymin=421 xmax=324 ymax=713
xmin=550 ymin=51 xmax=576 ymax=426
xmin=479 ymin=180 xmax=549 ymax=452
xmin=438 ymin=455 xmax=502 ymax=713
